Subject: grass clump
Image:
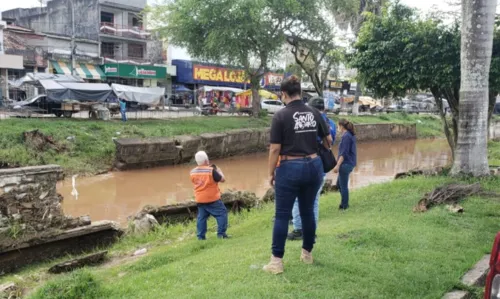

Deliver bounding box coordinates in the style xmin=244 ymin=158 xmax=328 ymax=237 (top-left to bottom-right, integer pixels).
xmin=30 ymin=270 xmax=106 ymax=299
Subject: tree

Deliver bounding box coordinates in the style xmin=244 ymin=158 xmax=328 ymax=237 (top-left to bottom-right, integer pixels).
xmin=286 ymin=37 xmax=343 ymax=97
xmin=451 ymin=0 xmax=497 ymax=176
xmin=327 ymin=0 xmax=387 ymax=115
xmin=148 ymin=0 xmax=296 ymax=117
xmin=281 ymin=0 xmax=343 ymax=97
xmin=351 ymin=2 xmax=500 ymax=165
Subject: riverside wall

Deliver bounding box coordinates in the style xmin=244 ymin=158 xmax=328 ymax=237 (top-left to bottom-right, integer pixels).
xmin=114 ymin=123 xmax=416 ymax=170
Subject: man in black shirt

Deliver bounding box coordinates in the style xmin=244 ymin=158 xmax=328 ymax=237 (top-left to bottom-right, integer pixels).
xmin=263 ymin=76 xmax=331 ymax=275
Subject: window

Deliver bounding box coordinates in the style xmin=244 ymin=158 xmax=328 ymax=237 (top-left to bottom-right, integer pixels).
xmin=101 ymin=43 xmax=115 ymax=57
xmin=101 ymin=12 xmax=114 ymax=24
xmin=128 ymin=44 xmax=144 ymax=59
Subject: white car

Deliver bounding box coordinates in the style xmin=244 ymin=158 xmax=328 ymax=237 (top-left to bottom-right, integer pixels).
xmin=261 ymin=99 xmax=284 ymax=113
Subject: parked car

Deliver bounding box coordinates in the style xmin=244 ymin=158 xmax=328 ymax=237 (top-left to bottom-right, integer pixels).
xmin=10 ymin=94 xmax=77 ymax=118
xmin=261 ymin=100 xmax=284 ymax=113
xmin=386 ymin=104 xmax=403 ymax=113
xmin=494 ymin=102 xmax=500 ymax=115
xmin=403 ymin=104 xmax=420 ymax=114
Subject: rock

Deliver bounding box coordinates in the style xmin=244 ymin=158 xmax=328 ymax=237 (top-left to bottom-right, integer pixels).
xmin=39 ymin=191 xmax=49 ymax=200
xmin=12 ymin=213 xmax=21 ymax=221
xmin=133 ymin=248 xmax=147 ymax=256
xmin=48 ymin=251 xmax=108 ymax=274
xmin=261 ymin=188 xmax=275 ymax=203
xmin=130 ymin=213 xmax=159 ymax=234
xmin=446 ymin=204 xmax=464 ymax=214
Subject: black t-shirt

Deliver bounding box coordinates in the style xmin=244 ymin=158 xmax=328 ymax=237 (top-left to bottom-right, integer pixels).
xmin=270 ymin=100 xmax=329 ymax=156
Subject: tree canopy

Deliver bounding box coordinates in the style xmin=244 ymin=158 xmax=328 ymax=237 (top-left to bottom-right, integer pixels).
xmin=350 ymin=2 xmax=500 ymax=153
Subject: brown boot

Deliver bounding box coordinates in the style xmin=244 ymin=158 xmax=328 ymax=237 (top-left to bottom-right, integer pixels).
xmin=300 ymin=249 xmax=313 ymax=264
xmin=263 ymin=255 xmax=284 ymax=274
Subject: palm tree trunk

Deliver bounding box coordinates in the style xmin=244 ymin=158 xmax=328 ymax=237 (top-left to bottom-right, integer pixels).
xmin=451 ymin=0 xmax=497 ymax=176
xmin=352 ymin=83 xmax=361 ymax=116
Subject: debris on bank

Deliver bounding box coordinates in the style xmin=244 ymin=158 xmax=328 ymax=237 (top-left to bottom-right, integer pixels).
xmin=395 ymin=167 xmax=444 ymax=180
xmin=137 ymin=190 xmax=261 ymax=226
xmin=413 ymin=183 xmax=490 ymax=213
xmin=23 ymin=130 xmax=66 ymax=153
xmin=48 ymin=251 xmax=108 ymax=274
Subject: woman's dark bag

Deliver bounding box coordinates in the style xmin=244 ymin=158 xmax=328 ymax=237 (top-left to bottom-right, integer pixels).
xmin=317 ymin=114 xmax=337 ymax=173
xmin=318 ymin=140 xmax=337 ymax=173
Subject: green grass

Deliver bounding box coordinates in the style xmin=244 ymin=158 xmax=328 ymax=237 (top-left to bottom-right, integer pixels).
xmin=489 ymin=140 xmax=500 ymax=166
xmin=28 ymin=174 xmax=500 ymax=299
xmin=0 ymin=114 xmax=443 ymax=175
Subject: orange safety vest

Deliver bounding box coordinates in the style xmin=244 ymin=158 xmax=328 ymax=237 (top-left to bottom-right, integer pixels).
xmin=190 ymin=166 xmax=221 ymax=204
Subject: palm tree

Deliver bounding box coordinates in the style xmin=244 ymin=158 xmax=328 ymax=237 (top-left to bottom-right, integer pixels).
xmin=328 ymin=0 xmax=386 ymax=115
xmin=451 ymin=0 xmax=497 ymax=176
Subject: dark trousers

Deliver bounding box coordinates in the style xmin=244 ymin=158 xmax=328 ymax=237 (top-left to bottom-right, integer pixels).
xmin=336 ymin=163 xmax=355 ymax=208
xmin=197 ymin=200 xmax=228 ymax=240
xmin=272 ymin=157 xmax=323 ymax=258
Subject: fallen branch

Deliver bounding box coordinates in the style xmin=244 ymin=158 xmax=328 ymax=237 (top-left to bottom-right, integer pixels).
xmin=414 ymin=183 xmax=483 ymax=212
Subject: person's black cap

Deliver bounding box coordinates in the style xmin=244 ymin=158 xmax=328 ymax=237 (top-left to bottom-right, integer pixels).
xmin=309 ymin=96 xmax=325 ymax=110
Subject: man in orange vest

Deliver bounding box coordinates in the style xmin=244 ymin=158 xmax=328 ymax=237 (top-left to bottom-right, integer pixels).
xmin=190 ymin=151 xmax=229 ymax=240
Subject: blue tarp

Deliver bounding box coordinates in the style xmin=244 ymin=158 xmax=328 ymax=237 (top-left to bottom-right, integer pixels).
xmin=175 ymin=86 xmax=192 ymax=93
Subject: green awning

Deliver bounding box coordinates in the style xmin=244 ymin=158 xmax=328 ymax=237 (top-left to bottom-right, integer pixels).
xmin=50 ymin=60 xmax=69 ymax=75
xmin=77 ymin=63 xmax=106 ymax=80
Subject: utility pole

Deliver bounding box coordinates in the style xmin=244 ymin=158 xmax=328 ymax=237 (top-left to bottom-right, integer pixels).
xmin=70 ymin=0 xmax=75 ymax=75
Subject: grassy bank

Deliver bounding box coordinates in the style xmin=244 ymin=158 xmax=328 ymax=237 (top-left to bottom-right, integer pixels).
xmin=0 ymin=114 xmax=443 ymax=175
xmin=23 ymin=171 xmax=500 ymax=298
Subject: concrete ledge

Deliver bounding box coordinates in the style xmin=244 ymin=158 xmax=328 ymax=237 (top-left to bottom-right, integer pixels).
xmin=114 ymin=124 xmax=416 ymax=171
xmin=442 ymin=291 xmax=470 ymax=299
xmin=0 ymin=221 xmax=122 ymax=275
xmin=461 ymin=254 xmax=490 ymax=287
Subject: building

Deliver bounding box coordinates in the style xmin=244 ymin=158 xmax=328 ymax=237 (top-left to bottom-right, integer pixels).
xmin=2 ymin=0 xmax=175 ymax=93
xmin=0 ymin=20 xmax=24 ymax=100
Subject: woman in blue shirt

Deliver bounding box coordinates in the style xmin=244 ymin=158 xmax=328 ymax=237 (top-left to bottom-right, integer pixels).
xmin=334 ymin=119 xmax=357 ymax=210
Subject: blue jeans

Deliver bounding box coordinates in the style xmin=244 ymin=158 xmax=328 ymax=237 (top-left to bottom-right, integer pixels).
xmin=197 ymin=200 xmax=228 ymax=240
xmin=272 ymin=157 xmax=323 ymax=258
xmin=120 ymin=109 xmax=127 ymax=122
xmin=292 ymin=176 xmax=326 ymax=230
xmin=337 ymin=164 xmax=355 ymax=208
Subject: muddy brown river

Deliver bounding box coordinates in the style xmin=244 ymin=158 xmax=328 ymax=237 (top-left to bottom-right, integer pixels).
xmin=58 ymin=139 xmax=451 ymax=225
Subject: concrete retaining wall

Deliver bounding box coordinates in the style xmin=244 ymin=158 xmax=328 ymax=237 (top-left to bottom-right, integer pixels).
xmin=0 ymin=165 xmax=65 ymax=235
xmin=114 ymin=124 xmax=415 ymax=170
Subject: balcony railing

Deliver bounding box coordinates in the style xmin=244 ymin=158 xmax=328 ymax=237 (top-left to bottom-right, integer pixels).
xmin=101 ymin=55 xmax=153 ymax=65
xmin=99 ymin=22 xmax=152 ymax=40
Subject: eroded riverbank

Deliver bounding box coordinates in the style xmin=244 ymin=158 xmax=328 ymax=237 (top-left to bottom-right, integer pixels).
xmin=59 ymin=138 xmax=451 ymax=225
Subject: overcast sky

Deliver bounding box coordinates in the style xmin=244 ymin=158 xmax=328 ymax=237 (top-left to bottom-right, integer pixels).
xmin=0 ymin=0 xmax=458 ymax=60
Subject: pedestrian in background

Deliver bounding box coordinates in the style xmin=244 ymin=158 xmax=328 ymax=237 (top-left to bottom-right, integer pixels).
xmin=190 ymin=151 xmax=229 ymax=240
xmin=264 ymin=76 xmax=331 ymax=274
xmin=334 ymin=119 xmax=357 ymax=210
xmin=119 ymin=98 xmax=127 ymax=122
xmin=288 ymin=97 xmax=336 ymax=240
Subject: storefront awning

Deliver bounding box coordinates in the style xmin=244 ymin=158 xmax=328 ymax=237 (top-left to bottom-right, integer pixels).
xmin=75 ymin=63 xmax=106 ymax=80
xmin=51 ymin=61 xmax=105 ymax=80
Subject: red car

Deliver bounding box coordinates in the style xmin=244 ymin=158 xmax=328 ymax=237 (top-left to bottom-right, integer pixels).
xmin=485 ymin=232 xmax=500 ymax=298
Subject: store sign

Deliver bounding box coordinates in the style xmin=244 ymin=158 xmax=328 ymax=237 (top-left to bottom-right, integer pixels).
xmin=193 ymin=65 xmax=249 ymax=84
xmin=329 ymin=81 xmax=343 ymax=89
xmin=265 ymin=73 xmax=283 ymax=86
xmin=102 ymin=63 xmax=167 ymax=79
